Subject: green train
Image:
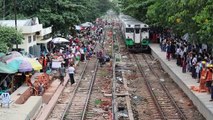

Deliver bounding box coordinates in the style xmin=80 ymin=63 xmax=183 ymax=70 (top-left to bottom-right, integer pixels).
xmin=119 ymin=14 xmax=151 ymax=53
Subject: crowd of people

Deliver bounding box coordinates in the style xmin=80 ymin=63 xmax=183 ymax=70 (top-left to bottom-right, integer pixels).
xmin=160 ymin=36 xmax=213 ymax=101
xmin=37 ymin=23 xmax=105 ymax=87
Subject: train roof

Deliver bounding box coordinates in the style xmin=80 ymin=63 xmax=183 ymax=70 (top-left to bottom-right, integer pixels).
xmin=122 ymin=19 xmax=149 ymax=28
xmin=119 ymin=14 xmax=148 ymax=27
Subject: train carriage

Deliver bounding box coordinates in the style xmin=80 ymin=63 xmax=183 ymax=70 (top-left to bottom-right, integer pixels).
xmin=119 ymin=14 xmax=151 ymax=53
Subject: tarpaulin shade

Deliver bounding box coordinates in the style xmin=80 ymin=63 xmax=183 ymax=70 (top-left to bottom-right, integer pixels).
xmin=0 ymin=51 xmax=22 ymax=63
xmin=0 ymin=62 xmax=19 ymax=74
xmin=0 ymin=57 xmax=42 ymax=73
xmin=0 ymin=53 xmax=5 ymax=57
xmin=52 ymin=37 xmax=69 ymax=43
xmin=27 ymin=58 xmax=42 ymax=71
xmin=18 ymin=58 xmax=33 ymax=72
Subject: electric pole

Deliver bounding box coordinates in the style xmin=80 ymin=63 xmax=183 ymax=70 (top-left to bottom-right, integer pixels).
xmin=14 ymin=0 xmax=18 ymax=50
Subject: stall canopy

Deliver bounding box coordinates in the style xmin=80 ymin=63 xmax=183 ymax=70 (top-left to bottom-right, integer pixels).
xmin=0 ymin=51 xmax=22 ymax=63
xmin=27 ymin=58 xmax=42 ymax=71
xmin=0 ymin=62 xmax=19 ymax=74
xmin=52 ymin=37 xmax=69 ymax=43
xmin=75 ymin=25 xmax=82 ymax=30
xmin=0 ymin=55 xmax=42 ymax=73
xmin=80 ymin=22 xmax=93 ymax=27
xmin=0 ymin=53 xmax=5 ymax=57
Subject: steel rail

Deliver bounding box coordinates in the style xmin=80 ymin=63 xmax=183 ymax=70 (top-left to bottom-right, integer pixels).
xmin=133 ymin=54 xmax=167 ymax=120
xmin=60 ymin=60 xmax=89 ymax=120
xmin=143 ymin=54 xmax=187 ymax=120
xmin=60 ymin=42 xmax=98 ymax=120
xmin=81 ymin=60 xmax=99 ymax=120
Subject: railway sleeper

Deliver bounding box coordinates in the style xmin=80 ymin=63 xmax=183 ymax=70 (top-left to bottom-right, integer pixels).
xmin=69 ymin=107 xmax=85 ymax=110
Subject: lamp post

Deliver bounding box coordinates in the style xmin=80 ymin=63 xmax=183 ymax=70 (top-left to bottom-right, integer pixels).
xmin=14 ymin=0 xmax=18 ymax=50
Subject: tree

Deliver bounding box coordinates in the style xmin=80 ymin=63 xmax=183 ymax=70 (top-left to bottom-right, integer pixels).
xmin=118 ymin=0 xmax=213 ymax=44
xmin=0 ymin=26 xmax=23 ymax=52
xmin=0 ymin=0 xmax=113 ymax=36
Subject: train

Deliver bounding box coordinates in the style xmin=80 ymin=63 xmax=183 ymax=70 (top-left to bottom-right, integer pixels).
xmin=119 ymin=14 xmax=151 ymax=53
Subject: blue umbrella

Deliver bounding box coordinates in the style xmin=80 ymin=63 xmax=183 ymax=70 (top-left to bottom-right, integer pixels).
xmin=0 ymin=52 xmax=5 ymax=57
xmin=8 ymin=57 xmax=33 ymax=72
xmin=0 ymin=62 xmax=18 ymax=74
xmin=7 ymin=58 xmax=23 ymax=71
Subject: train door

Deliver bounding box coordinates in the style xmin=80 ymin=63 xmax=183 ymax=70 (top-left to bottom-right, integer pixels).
xmin=134 ymin=25 xmax=141 ymax=44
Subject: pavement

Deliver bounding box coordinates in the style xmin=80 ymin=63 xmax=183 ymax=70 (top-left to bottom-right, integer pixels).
xmin=150 ymin=43 xmax=213 ymax=120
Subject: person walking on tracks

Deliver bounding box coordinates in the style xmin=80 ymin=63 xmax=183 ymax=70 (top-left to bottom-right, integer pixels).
xmin=59 ymin=63 xmax=66 ymax=86
xmin=68 ymin=64 xmax=75 ymax=85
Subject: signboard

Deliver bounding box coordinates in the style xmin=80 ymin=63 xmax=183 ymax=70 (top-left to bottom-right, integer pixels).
xmin=52 ymin=61 xmax=61 ymax=69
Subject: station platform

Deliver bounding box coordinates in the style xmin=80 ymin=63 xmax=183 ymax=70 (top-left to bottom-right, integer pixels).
xmin=150 ymin=44 xmax=213 ymax=120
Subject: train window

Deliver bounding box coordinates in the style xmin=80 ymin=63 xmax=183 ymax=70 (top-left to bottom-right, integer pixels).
xmin=141 ymin=28 xmax=148 ymax=32
xmin=135 ymin=28 xmax=140 ymax=34
xmin=126 ymin=28 xmax=134 ymax=33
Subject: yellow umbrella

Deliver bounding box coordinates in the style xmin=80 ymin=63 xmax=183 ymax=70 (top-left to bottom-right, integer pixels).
xmin=27 ymin=58 xmax=42 ymax=71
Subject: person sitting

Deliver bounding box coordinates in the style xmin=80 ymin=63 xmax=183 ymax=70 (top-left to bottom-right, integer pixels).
xmin=25 ymin=73 xmax=33 ymax=87
xmin=38 ymin=83 xmax=44 ymax=96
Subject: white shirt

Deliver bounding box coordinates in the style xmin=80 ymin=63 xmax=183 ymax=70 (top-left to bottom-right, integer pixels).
xmin=80 ymin=48 xmax=84 ymax=54
xmin=68 ymin=66 xmax=75 ymax=74
xmin=192 ymin=57 xmax=197 ymax=65
xmin=71 ymin=47 xmax=76 ymax=54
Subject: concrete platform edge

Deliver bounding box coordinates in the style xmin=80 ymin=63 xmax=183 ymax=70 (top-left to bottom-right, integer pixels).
xmin=151 ymin=46 xmax=213 ymax=120
xmin=35 ymin=75 xmax=69 ymax=120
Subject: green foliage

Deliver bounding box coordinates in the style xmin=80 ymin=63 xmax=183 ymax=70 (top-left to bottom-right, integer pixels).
xmin=118 ymin=0 xmax=213 ymax=44
xmin=0 ymin=0 xmax=113 ymax=36
xmin=0 ymin=26 xmax=23 ymax=52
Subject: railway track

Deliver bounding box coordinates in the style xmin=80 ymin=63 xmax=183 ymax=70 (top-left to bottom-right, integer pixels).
xmin=47 ymin=61 xmax=88 ymax=120
xmin=47 ymin=57 xmax=99 ymax=120
xmin=132 ymin=54 xmax=187 ymax=120
xmin=61 ymin=58 xmax=98 ymax=120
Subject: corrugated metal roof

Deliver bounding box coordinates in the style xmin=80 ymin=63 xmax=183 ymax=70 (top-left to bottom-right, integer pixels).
xmin=0 ymin=17 xmax=39 ymax=27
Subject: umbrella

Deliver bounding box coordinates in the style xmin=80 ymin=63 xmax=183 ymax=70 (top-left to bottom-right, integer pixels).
xmin=52 ymin=37 xmax=69 ymax=43
xmin=0 ymin=62 xmax=18 ymax=74
xmin=10 ymin=57 xmax=42 ymax=72
xmin=75 ymin=25 xmax=82 ymax=30
xmin=8 ymin=57 xmax=33 ymax=72
xmin=18 ymin=59 xmax=33 ymax=72
xmin=0 ymin=53 xmax=5 ymax=57
xmin=0 ymin=51 xmax=22 ymax=63
xmin=81 ymin=22 xmax=93 ymax=27
xmin=7 ymin=58 xmax=22 ymax=71
xmin=27 ymin=58 xmax=42 ymax=71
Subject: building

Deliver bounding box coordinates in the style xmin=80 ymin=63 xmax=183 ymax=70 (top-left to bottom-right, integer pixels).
xmin=0 ymin=17 xmax=52 ymax=57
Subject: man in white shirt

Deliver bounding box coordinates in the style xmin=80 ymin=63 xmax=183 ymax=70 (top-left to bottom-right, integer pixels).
xmin=68 ymin=64 xmax=75 ymax=85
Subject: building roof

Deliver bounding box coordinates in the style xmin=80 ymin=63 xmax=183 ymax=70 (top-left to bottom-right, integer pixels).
xmin=0 ymin=17 xmax=39 ymax=27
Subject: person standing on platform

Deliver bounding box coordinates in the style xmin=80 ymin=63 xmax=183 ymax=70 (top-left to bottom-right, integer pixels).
xmin=166 ymin=42 xmax=172 ymax=61
xmin=68 ymin=64 xmax=75 ymax=85
xmin=206 ymin=64 xmax=213 ymax=93
xmin=191 ymin=54 xmax=197 ymax=79
xmin=209 ymin=64 xmax=213 ymax=101
xmin=196 ymin=62 xmax=201 ymax=83
xmin=182 ymin=52 xmax=187 ymax=73
xmin=199 ymin=61 xmax=207 ymax=92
